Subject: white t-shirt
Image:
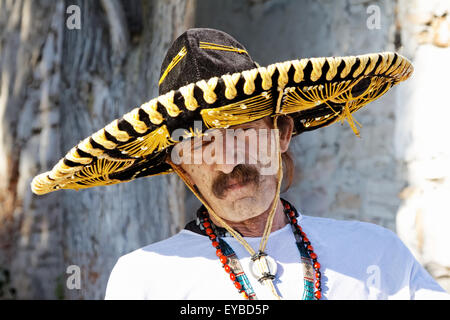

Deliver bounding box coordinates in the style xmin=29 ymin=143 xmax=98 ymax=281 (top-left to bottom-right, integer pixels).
xmin=105 ymin=212 xmax=449 ymax=300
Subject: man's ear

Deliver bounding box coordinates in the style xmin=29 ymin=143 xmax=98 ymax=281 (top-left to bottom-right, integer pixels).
xmin=165 ymin=155 xmax=197 ymax=186
xmin=279 ymin=116 xmax=294 ymax=153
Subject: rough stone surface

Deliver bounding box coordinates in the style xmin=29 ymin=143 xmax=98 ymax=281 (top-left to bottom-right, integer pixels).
xmin=395 ymin=0 xmax=450 ymax=292
xmin=0 ymin=0 xmax=195 ymax=299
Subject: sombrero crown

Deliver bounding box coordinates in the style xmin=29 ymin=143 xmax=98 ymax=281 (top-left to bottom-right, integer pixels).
xmin=31 ymin=28 xmax=413 ymax=195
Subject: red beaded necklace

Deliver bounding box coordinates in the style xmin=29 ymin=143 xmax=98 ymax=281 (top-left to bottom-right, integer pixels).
xmin=197 ymin=198 xmax=322 ymax=300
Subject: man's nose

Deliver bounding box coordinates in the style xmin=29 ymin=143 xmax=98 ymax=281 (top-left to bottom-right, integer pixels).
xmin=214 ymin=163 xmax=237 ymax=175
xmin=213 ymin=130 xmax=245 ymax=174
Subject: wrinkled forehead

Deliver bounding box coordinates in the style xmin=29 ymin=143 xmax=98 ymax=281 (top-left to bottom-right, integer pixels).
xmin=223 ymin=116 xmax=274 ymax=131
xmin=176 ymin=116 xmax=274 ymax=149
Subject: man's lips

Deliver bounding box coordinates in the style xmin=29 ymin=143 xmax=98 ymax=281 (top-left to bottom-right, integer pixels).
xmin=225 ymin=179 xmax=249 ymax=190
xmin=227 ymin=182 xmax=242 ymax=189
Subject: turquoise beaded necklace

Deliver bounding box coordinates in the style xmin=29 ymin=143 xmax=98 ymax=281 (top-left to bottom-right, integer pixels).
xmin=196 ymin=198 xmax=322 ymax=300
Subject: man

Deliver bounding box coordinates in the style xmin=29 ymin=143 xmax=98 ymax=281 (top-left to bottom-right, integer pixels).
xmin=31 ymin=28 xmax=448 ymax=299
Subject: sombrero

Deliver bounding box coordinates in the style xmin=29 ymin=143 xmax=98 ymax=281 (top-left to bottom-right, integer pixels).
xmin=31 ymin=28 xmax=413 ymax=195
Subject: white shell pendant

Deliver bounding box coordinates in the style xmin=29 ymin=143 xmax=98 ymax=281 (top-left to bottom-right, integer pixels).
xmin=249 ymin=253 xmax=278 ymax=283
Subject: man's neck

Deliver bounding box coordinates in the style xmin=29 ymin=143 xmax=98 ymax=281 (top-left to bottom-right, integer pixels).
xmin=208 ymin=198 xmax=289 ymax=237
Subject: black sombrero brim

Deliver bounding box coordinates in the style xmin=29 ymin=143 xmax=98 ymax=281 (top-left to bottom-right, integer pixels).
xmin=31 ymin=51 xmax=413 ymax=195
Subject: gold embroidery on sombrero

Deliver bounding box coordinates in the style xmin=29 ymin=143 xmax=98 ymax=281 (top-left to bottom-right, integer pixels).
xmin=281 ymin=53 xmax=410 ymax=124
xmin=29 ymin=49 xmax=414 ymax=196
xmin=59 ymin=158 xmax=135 ymax=190
xmin=123 ymin=108 xmax=148 ymax=134
xmin=345 ymin=76 xmax=393 ymax=113
xmin=30 ymin=174 xmax=51 ymax=194
xmin=275 ymin=61 xmax=291 ymax=89
xmin=393 ymin=57 xmax=412 ymax=79
xmin=105 ymin=119 xmax=131 ymax=142
xmin=159 ymin=46 xmax=187 ymax=85
xmin=31 ymin=149 xmax=138 ymax=194
xmin=31 ymin=157 xmax=81 ymax=194
xmin=340 ymin=56 xmax=357 ymax=78
xmin=196 ymin=78 xmax=218 ymax=104
xmin=352 ymin=55 xmax=370 ymax=78
xmin=221 ymin=73 xmax=241 ymax=100
xmin=65 ymin=147 xmax=93 ymax=165
xmin=375 ymin=52 xmax=393 ymax=74
xmin=242 ymin=69 xmax=258 ymax=95
xmin=397 ymin=58 xmax=413 ymax=79
xmin=363 ymin=54 xmax=379 ymax=75
xmin=385 ymin=54 xmax=403 ymax=76
xmin=383 ymin=55 xmax=399 ymax=75
xmin=327 ymin=100 xmax=363 ymax=137
xmin=182 ymin=126 xmax=206 ymax=139
xmin=216 ymin=63 xmax=277 ymax=101
xmin=320 ymin=76 xmax=393 ymax=136
xmin=392 ymin=54 xmax=413 ymax=79
xmin=130 ymin=163 xmax=174 ymax=181
xmin=78 ymin=137 xmax=104 ymax=157
xmin=281 ymin=79 xmax=358 ymax=114
xmin=179 ymin=83 xmax=199 ymax=111
xmin=50 ymin=159 xmax=82 ymax=178
xmin=141 ymin=99 xmax=164 ymax=125
xmin=92 ymin=128 xmax=118 ymax=149
xmin=287 ymin=61 xmax=403 ymax=136
xmin=325 ymin=57 xmax=341 ymax=81
xmin=200 ymin=92 xmax=273 ymax=128
xmin=291 ymin=59 xmax=308 ymax=83
xmin=310 ymin=58 xmax=326 ymax=82
xmin=117 ymin=125 xmax=174 ymax=157
xmin=130 ymin=91 xmax=183 ymax=131
xmin=330 ymin=76 xmax=388 ymax=105
xmin=31 ymin=172 xmax=62 ymax=194
xmin=257 ymin=65 xmax=276 ymax=90
xmin=199 ymin=41 xmax=248 ymax=55
xmin=158 ymin=90 xmax=183 ymax=117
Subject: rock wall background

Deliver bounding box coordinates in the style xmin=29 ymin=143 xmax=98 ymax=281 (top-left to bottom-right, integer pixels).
xmin=395 ymin=0 xmax=450 ymax=292
xmin=0 ymin=0 xmax=195 ymax=299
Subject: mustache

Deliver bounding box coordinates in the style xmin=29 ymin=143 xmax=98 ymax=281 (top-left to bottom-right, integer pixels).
xmin=212 ymin=164 xmax=260 ymax=199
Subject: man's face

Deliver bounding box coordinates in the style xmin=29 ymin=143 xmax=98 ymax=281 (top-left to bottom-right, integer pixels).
xmin=168 ymin=116 xmax=293 ymax=223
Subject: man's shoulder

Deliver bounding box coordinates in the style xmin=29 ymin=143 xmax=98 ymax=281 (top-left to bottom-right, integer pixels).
xmin=117 ymin=229 xmax=208 ymax=265
xmin=301 ymin=214 xmax=416 ymax=274
xmin=302 ymin=213 xmax=395 ymax=235
xmin=300 ymin=214 xmax=403 ymax=250
xmin=105 ymin=229 xmax=212 ymax=299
